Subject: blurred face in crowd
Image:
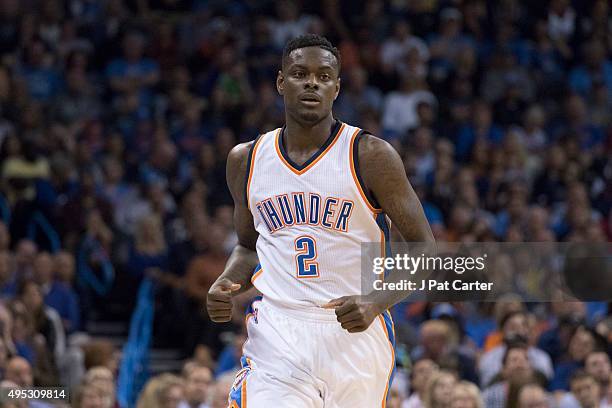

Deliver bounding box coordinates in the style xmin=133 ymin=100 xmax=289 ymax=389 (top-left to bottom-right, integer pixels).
xmin=54 ymin=251 xmax=75 ymax=283
xmin=15 ymin=240 xmax=37 ymax=268
xmin=518 ymin=384 xmax=550 ymax=408
xmin=33 ymin=252 xmax=54 ymax=284
xmin=6 ymin=357 xmax=33 ymax=387
xmin=0 ymin=222 xmax=8 ymax=250
xmin=502 ymin=313 xmax=529 ymax=342
xmin=80 ymin=384 xmax=106 ymax=408
xmin=161 ymin=384 xmax=183 ymax=408
xmin=0 ymin=338 xmax=8 ymax=369
xmin=85 ymin=367 xmax=115 ymax=408
xmin=412 ymin=359 xmax=439 ymax=394
xmin=432 ymin=372 xmax=456 ymax=406
xmin=184 ymin=366 xmax=212 ymax=406
xmin=450 ymin=383 xmax=481 ymax=408
xmin=585 ymin=352 xmax=610 ymax=384
xmin=569 ymin=328 xmax=595 ymax=362
xmin=421 ymin=321 xmax=449 ymax=359
xmin=277 ymin=46 xmax=340 ymax=125
xmin=0 ymin=251 xmax=12 ymax=282
xmin=503 ymin=348 xmax=532 ymax=383
xmin=571 ymin=376 xmax=600 ymax=408
xmin=21 ymin=281 xmax=44 ymax=312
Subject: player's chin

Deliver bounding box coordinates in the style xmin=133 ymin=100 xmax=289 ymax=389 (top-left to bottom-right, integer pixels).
xmin=297 ymin=110 xmax=323 ymax=123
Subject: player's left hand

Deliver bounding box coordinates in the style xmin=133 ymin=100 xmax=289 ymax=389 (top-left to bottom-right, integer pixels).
xmin=322 ymin=295 xmax=383 ymax=333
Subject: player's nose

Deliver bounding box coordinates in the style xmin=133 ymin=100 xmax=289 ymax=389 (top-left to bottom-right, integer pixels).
xmin=304 ymin=73 xmax=319 ymax=89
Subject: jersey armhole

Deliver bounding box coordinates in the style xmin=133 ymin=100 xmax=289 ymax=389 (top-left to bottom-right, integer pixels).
xmin=350 ymin=129 xmax=383 ymax=213
xmin=244 ymin=134 xmax=264 ymax=207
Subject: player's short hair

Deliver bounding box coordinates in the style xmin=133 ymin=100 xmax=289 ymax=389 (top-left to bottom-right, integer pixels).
xmin=282 ymin=34 xmax=341 ymax=72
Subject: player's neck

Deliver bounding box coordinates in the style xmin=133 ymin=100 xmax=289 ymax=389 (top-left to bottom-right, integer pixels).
xmin=284 ymin=115 xmax=335 ymax=151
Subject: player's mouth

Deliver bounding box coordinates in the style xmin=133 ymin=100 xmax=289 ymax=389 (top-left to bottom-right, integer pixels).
xmin=299 ymin=93 xmax=321 ymax=106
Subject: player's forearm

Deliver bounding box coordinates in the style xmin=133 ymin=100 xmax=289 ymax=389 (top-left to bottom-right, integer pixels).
xmin=216 ymin=244 xmax=259 ymax=295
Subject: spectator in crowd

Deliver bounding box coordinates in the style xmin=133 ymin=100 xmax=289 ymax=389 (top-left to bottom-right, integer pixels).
xmin=74 ymin=382 xmax=108 ymax=408
xmin=33 ymin=252 xmax=79 ymax=334
xmin=560 ymin=370 xmax=602 ymax=408
xmin=550 ymin=326 xmax=600 ymax=391
xmin=403 ymin=358 xmax=439 ymax=408
xmin=517 ymin=383 xmax=553 ymax=408
xmin=179 ymin=362 xmax=212 ymax=408
xmin=479 ymin=311 xmax=553 ymax=387
xmin=482 ymin=343 xmax=547 ymax=408
xmin=137 ymin=373 xmax=184 ymax=408
xmin=0 ymin=250 xmax=16 ymax=298
xmin=83 ymin=366 xmax=116 ymax=408
xmin=4 ymin=356 xmax=33 ymax=388
xmin=449 ymin=381 xmax=483 ymax=408
xmin=82 ymin=340 xmax=119 ymax=377
xmin=127 ymin=214 xmax=169 ymax=281
xmin=423 ymin=369 xmax=457 ymax=408
xmin=537 ymin=302 xmax=587 ymax=365
xmin=585 ymin=351 xmax=611 ymax=399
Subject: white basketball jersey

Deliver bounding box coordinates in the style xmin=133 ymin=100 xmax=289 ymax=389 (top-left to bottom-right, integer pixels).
xmin=246 ymin=120 xmax=390 ymax=311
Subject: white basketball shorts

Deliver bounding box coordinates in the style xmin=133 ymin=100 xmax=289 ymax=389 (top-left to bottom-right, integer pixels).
xmin=228 ymin=296 xmax=395 ymax=408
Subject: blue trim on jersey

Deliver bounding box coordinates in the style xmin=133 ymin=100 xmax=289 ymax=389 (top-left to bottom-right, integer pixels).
xmin=252 ymin=264 xmax=261 ymax=277
xmin=376 ymin=213 xmax=393 ymax=278
xmin=351 ymin=130 xmax=382 ymax=210
xmin=278 ymin=120 xmax=342 ymax=171
xmin=229 ymin=380 xmax=244 ymax=407
xmin=245 ymin=295 xmax=262 ymax=316
xmin=383 ymin=310 xmax=396 ymax=398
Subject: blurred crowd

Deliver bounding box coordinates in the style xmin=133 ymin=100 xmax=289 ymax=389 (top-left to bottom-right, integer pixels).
xmin=0 ymin=0 xmax=611 ymax=406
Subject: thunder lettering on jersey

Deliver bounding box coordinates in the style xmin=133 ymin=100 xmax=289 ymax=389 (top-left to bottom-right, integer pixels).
xmin=246 ymin=120 xmax=390 ymax=310
xmin=254 ymin=193 xmax=354 ymax=233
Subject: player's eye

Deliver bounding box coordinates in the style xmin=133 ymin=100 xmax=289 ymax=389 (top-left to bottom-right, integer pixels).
xmin=320 ymin=73 xmax=331 ymax=81
xmin=293 ymin=71 xmax=305 ymax=78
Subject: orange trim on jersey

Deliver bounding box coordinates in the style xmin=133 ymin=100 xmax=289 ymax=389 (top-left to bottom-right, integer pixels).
xmin=275 ymin=123 xmax=346 ymax=175
xmin=349 ymin=128 xmax=382 ymax=214
xmin=230 ymin=401 xmax=239 ymax=408
xmin=379 ymin=314 xmax=395 ymax=408
xmin=242 ymin=376 xmax=247 ymax=408
xmin=246 ymin=131 xmax=273 ymax=207
xmin=251 ymin=268 xmax=263 ymax=283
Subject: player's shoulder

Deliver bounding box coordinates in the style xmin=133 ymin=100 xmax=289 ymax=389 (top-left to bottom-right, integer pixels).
xmin=227 ymin=141 xmax=254 ymax=166
xmin=227 ymin=130 xmax=276 ymax=178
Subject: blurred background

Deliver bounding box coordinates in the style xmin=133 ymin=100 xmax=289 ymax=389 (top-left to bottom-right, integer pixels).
xmin=0 ymin=0 xmax=610 ymax=407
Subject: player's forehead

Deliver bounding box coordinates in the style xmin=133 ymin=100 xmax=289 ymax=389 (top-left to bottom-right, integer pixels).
xmin=284 ymin=46 xmax=338 ymax=71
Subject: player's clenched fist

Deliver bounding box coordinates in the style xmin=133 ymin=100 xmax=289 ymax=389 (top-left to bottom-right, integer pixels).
xmin=206 ymin=279 xmax=241 ymax=322
xmin=322 ymin=295 xmax=383 ymax=333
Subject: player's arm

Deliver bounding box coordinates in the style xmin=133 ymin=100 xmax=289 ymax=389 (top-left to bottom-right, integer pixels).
xmin=206 ymin=142 xmax=260 ymax=323
xmin=324 ymin=134 xmax=434 ymax=332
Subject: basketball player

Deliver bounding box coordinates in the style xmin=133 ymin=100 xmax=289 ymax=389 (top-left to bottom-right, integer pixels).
xmin=207 ymin=34 xmax=434 ymax=407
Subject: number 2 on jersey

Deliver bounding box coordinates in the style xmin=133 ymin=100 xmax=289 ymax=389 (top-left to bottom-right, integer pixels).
xmin=294 ymin=235 xmax=319 ymax=278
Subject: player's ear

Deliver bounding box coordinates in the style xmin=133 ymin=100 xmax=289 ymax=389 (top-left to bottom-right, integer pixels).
xmin=334 ymin=77 xmax=341 ymax=100
xmin=277 ymin=70 xmax=284 ymax=95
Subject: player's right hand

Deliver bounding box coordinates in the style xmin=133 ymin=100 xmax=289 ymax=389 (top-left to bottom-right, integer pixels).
xmin=207 ymin=279 xmax=241 ymax=322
